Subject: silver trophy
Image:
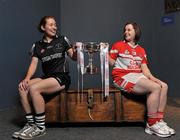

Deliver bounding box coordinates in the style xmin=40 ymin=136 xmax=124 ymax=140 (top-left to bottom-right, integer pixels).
xmin=83 ymin=42 xmax=100 ymax=74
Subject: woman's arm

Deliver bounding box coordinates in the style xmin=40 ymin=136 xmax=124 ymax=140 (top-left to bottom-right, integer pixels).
xmin=25 ymin=57 xmax=39 ymax=80
xmin=141 ymin=64 xmax=152 ymax=78
xmin=141 ymin=64 xmax=162 ymax=84
xmin=18 ymin=57 xmax=38 ymax=91
xmin=109 ymin=55 xmax=116 ymax=66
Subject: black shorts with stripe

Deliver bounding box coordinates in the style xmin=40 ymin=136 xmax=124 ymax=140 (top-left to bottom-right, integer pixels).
xmin=42 ymin=72 xmax=71 ymax=91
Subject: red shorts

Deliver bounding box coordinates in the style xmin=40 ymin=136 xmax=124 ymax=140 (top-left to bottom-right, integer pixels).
xmin=113 ymin=78 xmax=135 ymax=93
xmin=113 ymin=73 xmax=147 ymax=93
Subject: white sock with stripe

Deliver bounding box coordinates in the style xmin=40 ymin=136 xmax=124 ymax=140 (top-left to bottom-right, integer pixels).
xmin=35 ymin=112 xmax=45 ymax=130
xmin=25 ymin=113 xmax=34 ymax=126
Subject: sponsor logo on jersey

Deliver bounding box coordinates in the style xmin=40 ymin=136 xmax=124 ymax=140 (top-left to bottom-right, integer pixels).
xmin=42 ymin=53 xmax=62 ymax=62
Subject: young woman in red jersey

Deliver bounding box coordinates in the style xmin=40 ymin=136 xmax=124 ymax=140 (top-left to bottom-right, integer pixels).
xmin=109 ymin=22 xmax=175 ymax=138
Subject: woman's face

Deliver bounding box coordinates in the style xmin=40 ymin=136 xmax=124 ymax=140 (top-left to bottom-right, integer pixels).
xmin=42 ymin=18 xmax=57 ymax=38
xmin=124 ymin=24 xmax=136 ymax=43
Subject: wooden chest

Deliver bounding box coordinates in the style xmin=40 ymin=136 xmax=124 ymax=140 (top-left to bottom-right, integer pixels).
xmin=45 ymin=89 xmax=146 ymax=123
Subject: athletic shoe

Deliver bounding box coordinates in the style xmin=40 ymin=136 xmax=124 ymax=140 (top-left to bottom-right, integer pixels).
xmin=158 ymin=120 xmax=175 ymax=135
xmin=12 ymin=123 xmax=33 ymax=139
xmin=145 ymin=121 xmax=171 ymax=137
xmin=19 ymin=125 xmax=46 ymax=139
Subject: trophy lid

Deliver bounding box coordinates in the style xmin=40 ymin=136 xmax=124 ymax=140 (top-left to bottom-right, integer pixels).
xmin=83 ymin=42 xmax=99 ymax=53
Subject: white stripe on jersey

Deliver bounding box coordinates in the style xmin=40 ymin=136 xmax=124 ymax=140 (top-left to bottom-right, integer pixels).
xmin=114 ymin=53 xmax=142 ymax=70
xmin=110 ymin=49 xmax=118 ymax=53
xmin=118 ymin=53 xmax=142 ymax=61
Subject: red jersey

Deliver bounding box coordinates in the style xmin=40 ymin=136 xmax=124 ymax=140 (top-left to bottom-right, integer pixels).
xmin=110 ymin=41 xmax=147 ymax=79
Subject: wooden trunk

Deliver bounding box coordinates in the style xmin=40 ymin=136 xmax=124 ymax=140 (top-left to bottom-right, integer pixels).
xmin=45 ymin=89 xmax=146 ymax=123
xmin=120 ymin=92 xmax=147 ymax=122
xmin=66 ymin=89 xmax=116 ymax=122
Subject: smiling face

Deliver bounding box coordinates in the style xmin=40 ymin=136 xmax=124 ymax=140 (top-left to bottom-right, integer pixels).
xmin=123 ymin=22 xmax=141 ymax=44
xmin=124 ymin=24 xmax=136 ymax=43
xmin=41 ymin=17 xmax=57 ymax=38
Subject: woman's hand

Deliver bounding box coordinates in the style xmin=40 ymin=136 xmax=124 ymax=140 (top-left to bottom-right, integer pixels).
xmin=141 ymin=64 xmax=162 ymax=86
xmin=149 ymin=76 xmax=162 ymax=86
xmin=74 ymin=42 xmax=83 ymax=49
xmin=68 ymin=42 xmax=83 ymax=60
xmin=18 ymin=78 xmax=30 ymax=91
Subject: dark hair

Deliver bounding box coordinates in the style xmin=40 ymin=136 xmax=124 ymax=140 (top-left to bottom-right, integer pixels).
xmin=123 ymin=22 xmax=141 ymax=44
xmin=37 ymin=16 xmax=56 ymax=33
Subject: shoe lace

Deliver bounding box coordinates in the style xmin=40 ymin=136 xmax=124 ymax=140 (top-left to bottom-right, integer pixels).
xmin=23 ymin=125 xmax=34 ymax=134
xmin=158 ymin=121 xmax=172 ymax=131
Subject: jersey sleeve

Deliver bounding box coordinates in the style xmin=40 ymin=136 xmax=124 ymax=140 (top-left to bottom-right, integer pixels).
xmin=31 ymin=43 xmax=38 ymax=58
xmin=141 ymin=48 xmax=148 ymax=64
xmin=63 ymin=36 xmax=72 ymax=51
xmin=109 ymin=43 xmax=119 ymax=60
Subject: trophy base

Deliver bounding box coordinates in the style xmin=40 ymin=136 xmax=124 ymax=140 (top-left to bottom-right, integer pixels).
xmin=85 ymin=65 xmax=98 ymax=74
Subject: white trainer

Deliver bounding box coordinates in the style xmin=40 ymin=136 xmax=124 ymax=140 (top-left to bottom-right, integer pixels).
xmin=12 ymin=123 xmax=33 ymax=139
xmin=145 ymin=121 xmax=171 ymax=137
xmin=158 ymin=120 xmax=175 ymax=135
xmin=19 ymin=125 xmax=46 ymax=139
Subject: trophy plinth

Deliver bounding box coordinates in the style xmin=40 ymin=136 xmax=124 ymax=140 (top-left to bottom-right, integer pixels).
xmin=84 ymin=42 xmax=100 ymax=74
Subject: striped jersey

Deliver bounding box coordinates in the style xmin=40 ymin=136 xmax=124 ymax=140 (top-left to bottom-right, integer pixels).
xmin=110 ymin=41 xmax=147 ymax=78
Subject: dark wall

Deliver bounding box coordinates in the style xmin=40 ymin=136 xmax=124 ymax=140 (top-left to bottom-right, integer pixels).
xmin=0 ymin=0 xmax=60 ymax=109
xmin=150 ymin=0 xmax=180 ymax=98
xmin=61 ymin=0 xmax=154 ymax=89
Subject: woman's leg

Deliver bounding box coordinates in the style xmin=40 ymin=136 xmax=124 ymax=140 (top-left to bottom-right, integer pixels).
xmin=29 ymin=77 xmax=65 ymax=113
xmin=13 ymin=78 xmax=43 ymax=139
xmin=157 ymin=81 xmax=168 ymax=113
xmin=154 ymin=81 xmax=175 ymax=134
xmin=18 ymin=78 xmax=65 ymax=139
xmin=133 ymin=78 xmax=168 ymax=117
xmin=19 ymin=78 xmax=42 ymax=114
xmin=132 ymin=78 xmax=161 ymax=114
xmin=133 ymin=78 xmax=172 ymax=137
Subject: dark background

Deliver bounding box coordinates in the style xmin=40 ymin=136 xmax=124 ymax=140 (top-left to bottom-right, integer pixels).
xmin=0 ymin=0 xmax=180 ymax=109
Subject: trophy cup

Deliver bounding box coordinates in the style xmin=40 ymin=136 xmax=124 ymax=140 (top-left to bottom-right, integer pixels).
xmin=83 ymin=42 xmax=100 ymax=74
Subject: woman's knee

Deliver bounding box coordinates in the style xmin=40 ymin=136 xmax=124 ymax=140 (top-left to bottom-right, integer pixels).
xmin=151 ymin=83 xmax=161 ymax=93
xmin=18 ymin=86 xmax=28 ymax=98
xmin=29 ymin=84 xmax=40 ymax=96
xmin=161 ymin=82 xmax=168 ymax=91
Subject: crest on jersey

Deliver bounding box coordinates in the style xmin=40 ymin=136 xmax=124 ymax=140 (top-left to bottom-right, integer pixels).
xmin=132 ymin=51 xmax=136 ymax=56
xmin=40 ymin=49 xmax=45 ymax=54
xmin=124 ymin=50 xmax=129 ymax=55
xmin=55 ymin=43 xmax=62 ymax=50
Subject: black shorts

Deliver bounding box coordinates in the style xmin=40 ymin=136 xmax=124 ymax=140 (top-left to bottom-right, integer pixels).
xmin=42 ymin=73 xmax=71 ymax=91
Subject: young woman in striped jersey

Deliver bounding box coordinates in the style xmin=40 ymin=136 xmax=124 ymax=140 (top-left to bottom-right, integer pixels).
xmin=109 ymin=22 xmax=175 ymax=138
